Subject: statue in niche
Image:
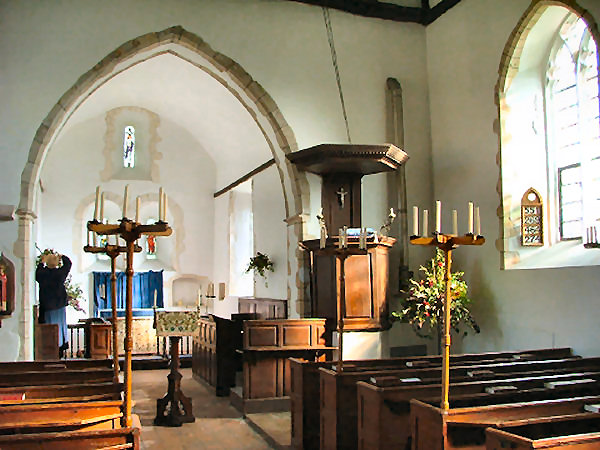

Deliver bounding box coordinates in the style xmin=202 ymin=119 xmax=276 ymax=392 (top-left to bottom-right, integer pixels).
xmin=123 ymin=126 xmax=135 ymax=168
xmin=146 ymin=219 xmax=156 ymax=259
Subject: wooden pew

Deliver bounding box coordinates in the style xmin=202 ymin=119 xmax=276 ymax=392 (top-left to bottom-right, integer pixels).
xmin=411 ymin=388 xmax=600 ymax=449
xmin=485 ymin=413 xmax=600 ymax=449
xmin=0 ymin=415 xmax=141 ymax=449
xmin=288 ymin=348 xmax=575 ymax=449
xmin=0 ymin=382 xmax=123 ymax=405
xmin=0 ymin=400 xmax=123 ymax=435
xmin=192 ymin=314 xmax=256 ymax=396
xmin=357 ymin=370 xmax=600 ymax=449
xmin=0 ymin=366 xmax=114 ymax=387
xmin=320 ymin=356 xmax=600 ymax=450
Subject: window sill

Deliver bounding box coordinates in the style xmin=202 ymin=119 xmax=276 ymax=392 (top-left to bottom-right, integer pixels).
xmin=506 ymin=239 xmax=600 ymax=269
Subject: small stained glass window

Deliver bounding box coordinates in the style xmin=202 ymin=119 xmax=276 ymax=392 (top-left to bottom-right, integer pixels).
xmin=123 ymin=126 xmax=135 ymax=168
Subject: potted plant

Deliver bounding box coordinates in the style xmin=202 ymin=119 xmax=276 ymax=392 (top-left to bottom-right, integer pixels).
xmin=245 ymin=252 xmax=274 ymax=286
xmin=391 ymin=248 xmax=479 ymax=352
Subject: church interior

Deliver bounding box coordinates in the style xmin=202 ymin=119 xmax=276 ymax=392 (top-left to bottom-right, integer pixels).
xmin=1 ymin=0 xmax=600 ymax=448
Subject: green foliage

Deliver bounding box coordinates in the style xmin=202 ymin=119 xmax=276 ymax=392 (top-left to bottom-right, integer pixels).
xmin=245 ymin=252 xmax=274 ymax=278
xmin=391 ymin=248 xmax=480 ymax=339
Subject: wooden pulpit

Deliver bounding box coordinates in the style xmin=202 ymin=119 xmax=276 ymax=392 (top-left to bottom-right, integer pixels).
xmin=288 ymin=143 xmax=408 ymax=331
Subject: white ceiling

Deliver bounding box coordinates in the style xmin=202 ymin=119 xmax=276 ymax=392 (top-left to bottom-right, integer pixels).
xmin=61 ymin=52 xmax=273 ymax=188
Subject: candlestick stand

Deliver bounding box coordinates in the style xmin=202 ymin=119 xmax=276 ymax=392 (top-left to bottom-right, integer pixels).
xmin=410 ymin=233 xmax=485 ymax=411
xmin=87 ymin=219 xmax=172 ymax=427
xmin=83 ymin=243 xmax=141 ymax=382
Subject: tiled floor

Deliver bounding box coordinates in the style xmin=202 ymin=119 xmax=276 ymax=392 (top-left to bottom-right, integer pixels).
xmin=132 ymin=368 xmax=278 ymax=450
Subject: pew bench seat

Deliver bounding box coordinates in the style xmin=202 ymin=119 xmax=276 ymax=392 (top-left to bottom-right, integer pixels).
xmin=0 ymin=400 xmax=123 ymax=435
xmin=486 ymin=413 xmax=600 ymax=449
xmin=0 ymin=414 xmax=141 ymax=449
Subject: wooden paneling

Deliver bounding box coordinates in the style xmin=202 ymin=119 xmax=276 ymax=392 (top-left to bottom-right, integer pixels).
xmin=242 ymin=319 xmax=334 ymax=404
xmin=34 ymin=324 xmax=58 ymax=361
xmin=87 ymin=324 xmax=111 ymax=359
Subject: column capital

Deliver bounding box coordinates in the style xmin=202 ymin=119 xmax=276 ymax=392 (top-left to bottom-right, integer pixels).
xmin=15 ymin=208 xmax=37 ymax=221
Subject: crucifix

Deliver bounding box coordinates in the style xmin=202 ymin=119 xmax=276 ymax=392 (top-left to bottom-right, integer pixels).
xmin=336 ymin=187 xmax=347 ymax=209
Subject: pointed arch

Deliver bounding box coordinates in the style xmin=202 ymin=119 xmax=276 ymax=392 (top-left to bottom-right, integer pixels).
xmin=15 ymin=26 xmax=310 ymax=358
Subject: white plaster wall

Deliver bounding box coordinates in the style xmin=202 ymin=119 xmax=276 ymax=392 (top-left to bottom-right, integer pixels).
xmin=425 ymin=0 xmax=600 ymax=357
xmin=252 ymin=166 xmax=287 ymax=300
xmin=37 ymin=112 xmax=216 ymax=318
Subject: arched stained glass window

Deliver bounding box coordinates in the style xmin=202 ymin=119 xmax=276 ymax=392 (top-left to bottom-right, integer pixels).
xmin=123 ymin=126 xmax=135 ymax=168
xmin=547 ymin=14 xmax=600 ymax=240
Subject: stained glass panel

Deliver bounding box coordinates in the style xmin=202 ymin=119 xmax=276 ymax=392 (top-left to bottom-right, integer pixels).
xmin=123 ymin=126 xmax=135 ymax=168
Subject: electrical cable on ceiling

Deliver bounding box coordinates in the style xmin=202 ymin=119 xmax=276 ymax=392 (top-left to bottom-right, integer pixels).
xmin=322 ymin=7 xmax=352 ymax=144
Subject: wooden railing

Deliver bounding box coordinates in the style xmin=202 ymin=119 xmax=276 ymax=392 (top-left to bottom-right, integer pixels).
xmin=67 ymin=324 xmax=192 ymax=359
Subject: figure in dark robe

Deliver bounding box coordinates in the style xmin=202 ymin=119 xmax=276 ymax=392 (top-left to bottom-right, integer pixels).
xmin=36 ymin=252 xmax=72 ymax=357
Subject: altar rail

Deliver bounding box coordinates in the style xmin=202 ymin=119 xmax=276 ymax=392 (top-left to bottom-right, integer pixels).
xmin=66 ymin=324 xmax=192 ymax=359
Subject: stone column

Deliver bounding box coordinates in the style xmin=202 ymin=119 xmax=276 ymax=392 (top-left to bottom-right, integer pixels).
xmin=285 ymin=213 xmax=309 ymax=318
xmin=14 ymin=208 xmax=37 ymax=360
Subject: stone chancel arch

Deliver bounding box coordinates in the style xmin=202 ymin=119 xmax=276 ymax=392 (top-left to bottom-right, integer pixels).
xmin=15 ymin=26 xmax=309 ymax=359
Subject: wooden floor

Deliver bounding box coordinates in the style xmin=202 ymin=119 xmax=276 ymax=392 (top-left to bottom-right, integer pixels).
xmin=132 ymin=368 xmax=288 ymax=449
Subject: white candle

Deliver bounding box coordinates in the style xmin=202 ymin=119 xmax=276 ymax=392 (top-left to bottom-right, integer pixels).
xmin=158 ymin=187 xmax=163 ymax=221
xmin=122 ymin=185 xmax=129 ymax=218
xmin=422 ymin=209 xmax=429 ymax=237
xmin=475 ymin=206 xmax=481 ymax=236
xmin=135 ymin=196 xmax=141 ymax=223
xmin=99 ymin=192 xmax=105 ymax=223
xmin=154 ymin=290 xmax=157 ymax=308
xmin=468 ymin=202 xmax=474 ymax=234
xmin=452 ymin=210 xmax=458 ymax=236
xmin=412 ymin=206 xmax=419 ymax=236
xmin=87 ymin=230 xmax=91 ymax=247
xmin=93 ymin=186 xmax=100 ymax=221
xmin=435 ymin=201 xmax=442 ymax=233
xmin=163 ymin=193 xmax=168 ymax=221
xmin=93 ymin=232 xmax=97 ymax=247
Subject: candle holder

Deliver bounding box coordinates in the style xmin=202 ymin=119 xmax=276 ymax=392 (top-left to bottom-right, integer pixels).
xmin=410 ymin=231 xmax=485 ymax=411
xmin=86 ymin=218 xmax=172 ymax=427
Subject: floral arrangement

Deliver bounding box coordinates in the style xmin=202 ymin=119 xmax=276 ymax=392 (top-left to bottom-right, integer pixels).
xmin=36 ymin=248 xmax=85 ymax=312
xmin=391 ymin=248 xmax=480 ymax=339
xmin=245 ymin=252 xmax=274 ymax=280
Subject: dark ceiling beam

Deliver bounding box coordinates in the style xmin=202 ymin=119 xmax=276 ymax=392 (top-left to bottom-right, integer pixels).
xmin=424 ymin=0 xmax=462 ymax=25
xmin=288 ymin=0 xmax=425 ymax=24
xmin=286 ymin=0 xmax=462 ymax=25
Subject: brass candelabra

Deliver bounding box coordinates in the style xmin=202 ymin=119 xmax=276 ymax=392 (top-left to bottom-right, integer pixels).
xmin=86 ymin=218 xmax=171 ymax=427
xmin=410 ymin=232 xmax=485 ymax=411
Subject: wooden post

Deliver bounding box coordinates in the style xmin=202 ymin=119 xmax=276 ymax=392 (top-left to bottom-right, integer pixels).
xmin=123 ymin=238 xmax=135 ymax=428
xmin=337 ymin=254 xmax=347 ymax=372
xmin=109 ymin=252 xmax=119 ymax=383
xmin=441 ymin=248 xmax=452 ymax=410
